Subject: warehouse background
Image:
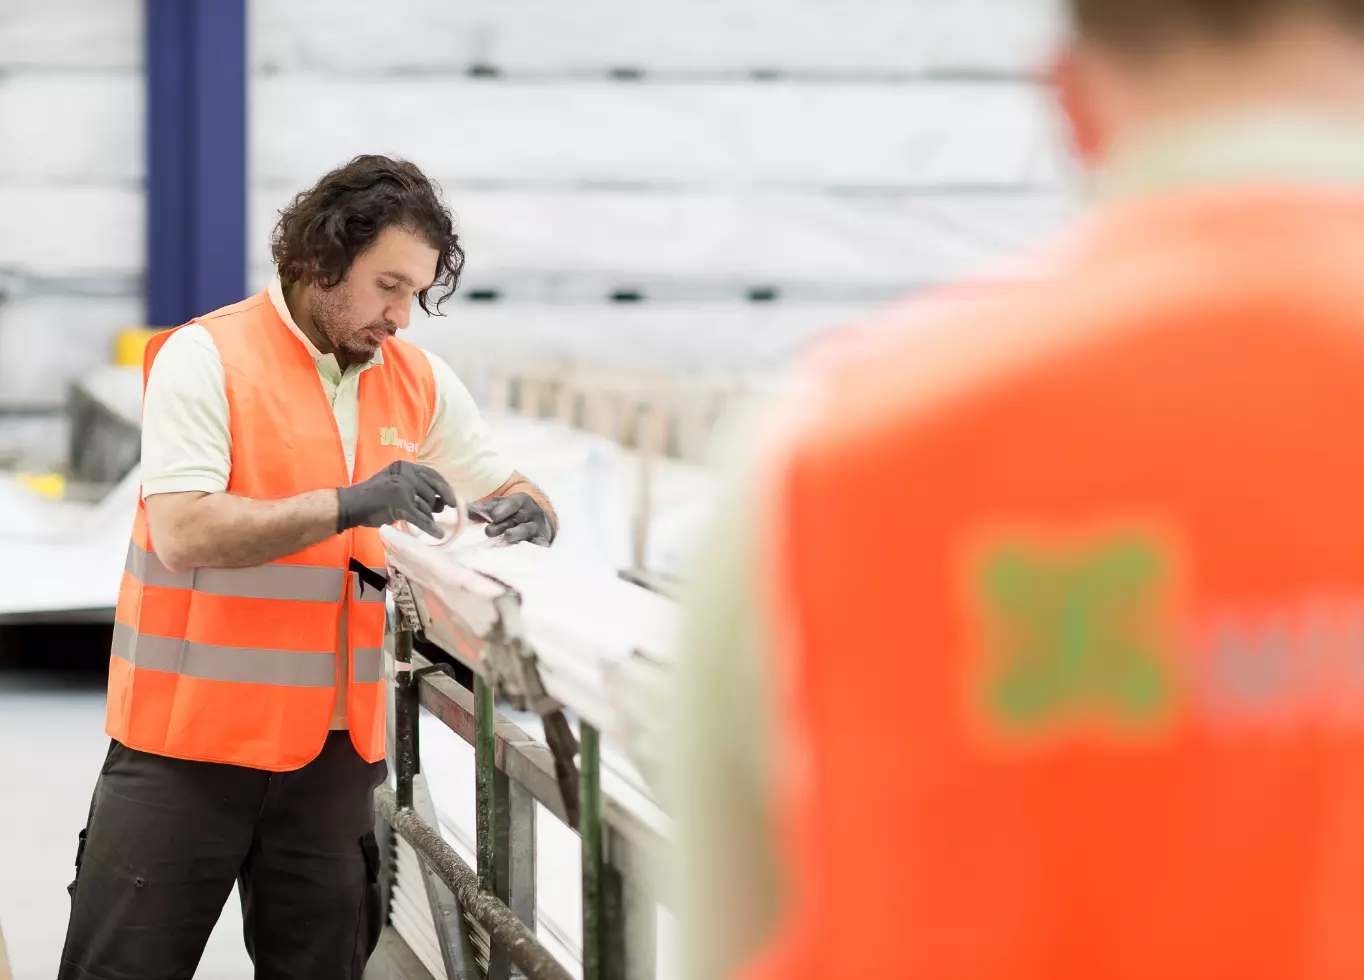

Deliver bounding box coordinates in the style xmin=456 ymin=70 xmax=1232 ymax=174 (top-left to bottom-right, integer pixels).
xmin=0 ymin=2 xmax=1072 ymax=976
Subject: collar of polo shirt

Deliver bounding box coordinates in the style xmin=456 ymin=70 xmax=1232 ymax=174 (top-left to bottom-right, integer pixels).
xmin=268 ymin=275 xmax=385 ymax=373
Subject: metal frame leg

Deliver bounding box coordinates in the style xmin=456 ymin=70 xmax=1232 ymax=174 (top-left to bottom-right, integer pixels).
xmin=489 ymin=767 xmax=538 ymax=980
xmin=603 ymin=834 xmax=657 ymax=980
xmin=394 ymin=630 xmax=418 ymax=811
xmin=581 ymin=723 xmax=604 ymax=980
xmin=414 ymin=774 xmax=481 ymax=980
xmin=478 ymin=670 xmax=542 ymax=980
xmin=582 ymin=724 xmax=656 ymax=980
xmin=476 ymin=675 xmax=498 ymax=895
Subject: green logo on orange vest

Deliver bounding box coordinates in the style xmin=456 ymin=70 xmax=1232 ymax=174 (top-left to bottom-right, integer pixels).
xmin=974 ymin=533 xmax=1175 ymax=733
xmin=379 ymin=427 xmax=419 ymax=454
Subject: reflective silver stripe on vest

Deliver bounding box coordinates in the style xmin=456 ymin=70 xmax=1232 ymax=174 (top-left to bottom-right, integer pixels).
xmin=125 ymin=541 xmax=192 ymax=589
xmin=111 ymin=622 xmax=336 ymax=688
xmin=126 ymin=543 xmax=346 ymax=603
xmin=353 ymin=647 xmax=385 ymax=684
xmin=350 ymin=570 xmax=388 ymax=603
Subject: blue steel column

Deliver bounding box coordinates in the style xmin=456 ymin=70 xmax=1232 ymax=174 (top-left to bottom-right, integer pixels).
xmin=146 ymin=0 xmax=248 ymax=327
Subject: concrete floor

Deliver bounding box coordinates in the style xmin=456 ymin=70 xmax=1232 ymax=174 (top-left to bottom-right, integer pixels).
xmin=0 ymin=630 xmax=252 ymax=979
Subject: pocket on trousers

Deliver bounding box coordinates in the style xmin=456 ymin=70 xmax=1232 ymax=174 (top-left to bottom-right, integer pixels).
xmin=65 ymin=827 xmax=88 ymax=901
xmin=66 ymin=745 xmax=116 ymax=901
xmin=359 ymin=832 xmax=384 ymax=965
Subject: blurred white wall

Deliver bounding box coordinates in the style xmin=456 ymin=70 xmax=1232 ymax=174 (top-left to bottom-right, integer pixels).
xmin=0 ymin=0 xmax=144 ymax=408
xmin=0 ymin=1 xmax=1074 ymax=407
xmin=251 ymin=0 xmax=1073 ymax=374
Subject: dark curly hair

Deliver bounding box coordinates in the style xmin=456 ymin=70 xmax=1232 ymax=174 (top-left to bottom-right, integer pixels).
xmin=1072 ymin=0 xmax=1364 ymax=50
xmin=271 ymin=155 xmax=464 ymax=315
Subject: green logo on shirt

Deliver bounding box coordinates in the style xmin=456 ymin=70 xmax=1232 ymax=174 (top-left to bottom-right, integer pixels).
xmin=379 ymin=427 xmax=419 ymax=454
xmin=974 ymin=533 xmax=1176 ymax=734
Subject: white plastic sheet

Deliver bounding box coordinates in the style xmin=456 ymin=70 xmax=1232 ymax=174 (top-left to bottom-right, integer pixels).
xmin=0 ymin=416 xmax=714 ymax=621
xmin=0 ymin=73 xmax=142 ymax=182
xmin=253 ymin=0 xmax=1059 ymax=75
xmin=255 ymin=79 xmax=1064 ymax=190
xmin=401 ymin=304 xmax=868 ymax=373
xmin=0 ymin=468 xmax=137 ymax=620
xmin=0 ymin=186 xmax=142 ymax=280
xmin=0 ymin=0 xmax=140 ymax=69
xmin=252 ymin=189 xmax=1074 ymax=297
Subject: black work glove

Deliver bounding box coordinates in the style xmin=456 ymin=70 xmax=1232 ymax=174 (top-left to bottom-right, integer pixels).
xmin=467 ymin=493 xmax=554 ymax=547
xmin=337 ymin=461 xmax=454 ymax=538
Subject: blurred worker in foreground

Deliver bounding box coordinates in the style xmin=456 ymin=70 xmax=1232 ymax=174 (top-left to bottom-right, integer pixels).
xmin=59 ymin=156 xmax=555 ymax=979
xmin=675 ymin=1 xmax=1364 ymax=978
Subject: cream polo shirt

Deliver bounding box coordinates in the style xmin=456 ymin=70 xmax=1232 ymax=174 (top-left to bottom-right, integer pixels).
xmin=141 ymin=277 xmax=514 ymax=728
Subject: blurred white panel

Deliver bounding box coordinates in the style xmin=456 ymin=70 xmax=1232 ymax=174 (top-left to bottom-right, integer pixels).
xmin=0 ymin=0 xmax=141 ymax=68
xmin=0 ymin=186 xmax=143 ymax=276
xmin=0 ymin=73 xmax=142 ymax=181
xmin=0 ymin=294 xmax=143 ymax=406
xmin=252 ymin=0 xmax=1060 ymax=75
xmin=252 ymin=188 xmax=1073 ymax=291
xmin=255 ymin=78 xmax=1068 ymax=189
xmin=400 ymin=303 xmax=873 ymax=373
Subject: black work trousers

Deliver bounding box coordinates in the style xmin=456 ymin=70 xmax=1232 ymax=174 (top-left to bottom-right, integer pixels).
xmin=58 ymin=733 xmax=387 ymax=980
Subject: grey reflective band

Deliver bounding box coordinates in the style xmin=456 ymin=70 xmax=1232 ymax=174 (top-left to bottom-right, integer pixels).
xmin=126 ymin=543 xmax=346 ymax=603
xmin=353 ymin=646 xmax=385 ymax=684
xmin=111 ymin=622 xmax=337 ymax=688
xmin=125 ymin=542 xmax=191 ymax=589
xmin=351 ymin=570 xmax=388 ymax=604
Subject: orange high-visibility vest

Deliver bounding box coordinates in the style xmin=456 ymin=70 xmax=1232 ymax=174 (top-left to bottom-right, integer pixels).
xmin=747 ymin=187 xmax=1364 ymax=979
xmin=107 ymin=291 xmax=436 ymax=771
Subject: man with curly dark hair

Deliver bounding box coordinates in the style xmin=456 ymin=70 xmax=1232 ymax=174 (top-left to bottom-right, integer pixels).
xmin=271 ymin=155 xmax=469 ymax=364
xmin=58 ymin=156 xmax=555 ymax=979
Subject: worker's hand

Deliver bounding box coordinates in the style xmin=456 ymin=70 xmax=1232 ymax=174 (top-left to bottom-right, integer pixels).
xmin=467 ymin=493 xmax=553 ymax=547
xmin=337 ymin=461 xmax=453 ymax=538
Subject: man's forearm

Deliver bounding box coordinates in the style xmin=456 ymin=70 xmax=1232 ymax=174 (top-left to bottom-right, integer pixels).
xmin=149 ymin=489 xmax=341 ymax=572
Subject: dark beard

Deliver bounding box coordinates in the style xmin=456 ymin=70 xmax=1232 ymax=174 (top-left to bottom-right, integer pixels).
xmin=339 ymin=323 xmax=394 ymax=362
xmin=338 ymin=333 xmax=375 ymax=361
xmin=308 ymin=291 xmax=350 ymax=357
xmin=309 ymin=288 xmax=390 ymax=363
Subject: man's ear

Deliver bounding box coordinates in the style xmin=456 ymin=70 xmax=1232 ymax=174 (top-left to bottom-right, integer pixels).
xmin=1052 ymin=46 xmax=1108 ymax=166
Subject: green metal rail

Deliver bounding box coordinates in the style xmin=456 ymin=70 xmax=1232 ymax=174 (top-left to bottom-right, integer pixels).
xmin=380 ymin=629 xmax=663 ymax=980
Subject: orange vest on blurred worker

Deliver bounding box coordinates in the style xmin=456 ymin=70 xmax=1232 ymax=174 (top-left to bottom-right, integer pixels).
xmin=106 ymin=291 xmax=436 ymax=771
xmin=748 ymin=187 xmax=1364 ymax=980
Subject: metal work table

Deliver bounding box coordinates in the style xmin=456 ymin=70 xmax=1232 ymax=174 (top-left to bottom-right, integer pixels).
xmin=376 ymin=519 xmax=676 ymax=980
